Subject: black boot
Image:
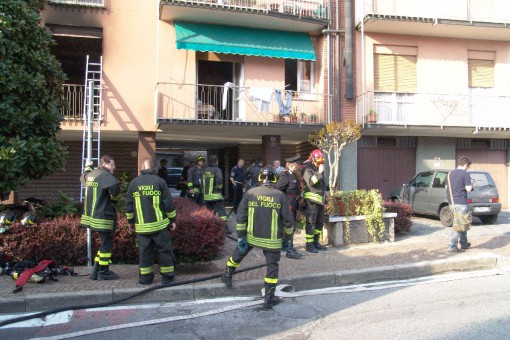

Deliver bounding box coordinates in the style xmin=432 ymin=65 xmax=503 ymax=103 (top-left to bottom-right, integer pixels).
xmin=90 ymin=262 xmax=99 ymax=280
xmin=305 ymin=243 xmax=318 ymax=253
xmin=98 ymin=265 xmax=119 ymax=280
xmin=286 ymin=247 xmax=303 ymax=259
xmin=162 ymin=274 xmax=175 ymax=284
xmin=139 ymin=273 xmax=154 ymax=285
xmin=314 ymin=234 xmax=327 ymax=251
xmin=221 ymin=266 xmax=235 ymax=288
xmin=263 ymin=284 xmax=280 ymax=308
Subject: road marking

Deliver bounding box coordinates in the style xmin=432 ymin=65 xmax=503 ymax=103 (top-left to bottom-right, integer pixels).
xmin=0 ymin=311 xmax=73 ymax=329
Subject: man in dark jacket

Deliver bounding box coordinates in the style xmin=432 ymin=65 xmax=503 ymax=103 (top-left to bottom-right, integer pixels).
xmin=179 ymin=160 xmax=195 ymax=197
xmin=187 ymin=155 xmax=205 ymax=205
xmin=303 ymin=149 xmax=328 ymax=253
xmin=229 ymin=158 xmax=245 ymax=214
xmin=80 ymin=155 xmax=120 ymax=280
xmin=222 ymin=166 xmax=294 ymax=308
xmin=126 ymin=157 xmax=177 ymax=284
xmin=276 ymin=155 xmax=303 ymax=259
xmin=203 ymin=155 xmax=230 ymax=233
xmin=245 ymin=158 xmax=262 ymax=189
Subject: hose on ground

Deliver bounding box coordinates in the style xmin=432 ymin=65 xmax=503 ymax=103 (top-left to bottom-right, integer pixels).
xmin=0 ymin=263 xmax=266 ymax=328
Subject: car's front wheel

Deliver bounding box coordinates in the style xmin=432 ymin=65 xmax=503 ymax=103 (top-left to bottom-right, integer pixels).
xmin=440 ymin=205 xmax=453 ymax=227
xmin=479 ymin=214 xmax=498 ymax=225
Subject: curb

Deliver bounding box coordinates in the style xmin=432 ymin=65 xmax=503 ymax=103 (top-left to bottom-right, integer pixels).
xmin=0 ymin=253 xmax=501 ymax=314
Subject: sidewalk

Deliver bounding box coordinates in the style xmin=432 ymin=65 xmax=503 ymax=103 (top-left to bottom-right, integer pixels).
xmin=1 ymin=211 xmax=510 ymax=313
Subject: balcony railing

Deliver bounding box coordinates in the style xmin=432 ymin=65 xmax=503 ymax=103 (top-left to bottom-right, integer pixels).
xmin=163 ymin=0 xmax=329 ymax=21
xmin=62 ymin=84 xmax=85 ymax=121
xmin=48 ymin=0 xmax=105 ymax=7
xmin=356 ymin=91 xmax=510 ymax=129
xmin=358 ymin=0 xmax=510 ymax=25
xmin=156 ymin=82 xmax=329 ymax=126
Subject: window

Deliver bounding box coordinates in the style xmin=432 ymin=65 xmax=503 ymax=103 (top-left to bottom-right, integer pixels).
xmin=285 ymin=60 xmax=315 ymax=93
xmin=374 ymin=54 xmax=417 ymax=92
xmin=432 ymin=172 xmax=448 ymax=188
xmin=376 ymin=137 xmax=396 ymax=148
xmin=410 ymin=172 xmax=433 ymax=188
xmin=468 ymin=59 xmax=494 ymax=88
xmin=48 ymin=0 xmax=105 ymax=7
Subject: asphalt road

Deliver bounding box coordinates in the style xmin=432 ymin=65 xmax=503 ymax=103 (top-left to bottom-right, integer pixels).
xmin=2 ymin=268 xmax=510 ymax=339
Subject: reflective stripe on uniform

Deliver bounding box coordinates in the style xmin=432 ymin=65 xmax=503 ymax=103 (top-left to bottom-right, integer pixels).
xmin=140 ymin=266 xmax=153 ymax=275
xmin=160 ymin=265 xmax=174 ymax=274
xmin=153 ymin=195 xmax=163 ymax=222
xmin=283 ymin=227 xmax=293 ymax=235
xmin=91 ymin=187 xmax=98 ymax=217
xmin=166 ymin=210 xmax=176 ymax=219
xmin=246 ymin=235 xmax=281 ymax=250
xmin=305 ymin=233 xmax=314 ymax=243
xmin=135 ymin=196 xmax=144 ymax=225
xmin=304 ymin=192 xmax=322 ymax=204
xmin=247 ymin=207 xmax=254 ymax=236
xmin=271 ymin=209 xmax=278 ymax=240
xmin=237 ymin=223 xmax=246 ymax=231
xmin=135 ymin=218 xmax=171 ymax=234
xmin=227 ymin=257 xmax=240 ymax=268
xmin=126 ymin=212 xmax=134 ymax=220
xmin=264 ymin=277 xmax=278 ymax=284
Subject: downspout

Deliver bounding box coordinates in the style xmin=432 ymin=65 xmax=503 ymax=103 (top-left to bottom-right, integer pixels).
xmin=336 ymin=0 xmax=342 ymax=120
xmin=345 ymin=0 xmax=353 ymax=100
xmin=327 ymin=0 xmax=333 ymax=123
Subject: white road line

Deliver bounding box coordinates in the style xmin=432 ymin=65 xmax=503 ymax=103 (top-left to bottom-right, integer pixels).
xmin=0 ymin=311 xmax=73 ymax=329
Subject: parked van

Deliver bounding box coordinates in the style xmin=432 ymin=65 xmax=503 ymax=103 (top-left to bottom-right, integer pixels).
xmin=389 ymin=170 xmax=501 ymax=227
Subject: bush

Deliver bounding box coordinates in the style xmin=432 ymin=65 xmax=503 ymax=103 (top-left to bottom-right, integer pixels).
xmin=38 ymin=192 xmax=81 ymax=220
xmin=383 ymin=201 xmax=412 ymax=233
xmin=0 ymin=199 xmax=225 ymax=265
xmin=172 ymin=198 xmax=225 ymax=263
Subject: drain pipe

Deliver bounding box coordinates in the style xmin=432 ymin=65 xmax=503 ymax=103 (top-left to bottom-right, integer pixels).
xmin=345 ymin=0 xmax=353 ymax=100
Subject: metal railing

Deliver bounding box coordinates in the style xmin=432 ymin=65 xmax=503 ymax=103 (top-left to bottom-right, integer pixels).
xmin=358 ymin=0 xmax=510 ymax=24
xmin=356 ymin=91 xmax=510 ymax=129
xmin=62 ymin=84 xmax=85 ymax=121
xmin=48 ymin=0 xmax=105 ymax=7
xmin=163 ymin=0 xmax=328 ymax=21
xmin=156 ymin=82 xmax=329 ymax=125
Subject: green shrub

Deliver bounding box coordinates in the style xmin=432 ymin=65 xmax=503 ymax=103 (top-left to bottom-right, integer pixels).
xmin=39 ymin=192 xmax=81 ymax=220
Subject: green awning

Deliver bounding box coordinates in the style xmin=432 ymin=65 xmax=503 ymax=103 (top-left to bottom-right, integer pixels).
xmin=174 ymin=22 xmax=316 ymax=61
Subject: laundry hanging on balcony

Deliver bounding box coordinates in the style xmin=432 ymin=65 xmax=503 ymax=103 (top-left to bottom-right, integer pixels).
xmin=275 ymin=90 xmax=292 ymax=116
xmin=174 ymin=22 xmax=316 ymax=61
xmin=249 ymin=87 xmax=274 ymax=112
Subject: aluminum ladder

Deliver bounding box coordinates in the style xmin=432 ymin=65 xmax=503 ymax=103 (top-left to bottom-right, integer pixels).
xmin=80 ymin=55 xmax=103 ymax=202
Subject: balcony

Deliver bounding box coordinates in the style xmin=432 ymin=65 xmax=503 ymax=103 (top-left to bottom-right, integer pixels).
xmin=160 ymin=0 xmax=328 ymax=33
xmin=61 ymin=84 xmax=85 ymax=121
xmin=356 ymin=91 xmax=510 ymax=133
xmin=156 ymin=82 xmax=329 ymax=126
xmin=356 ymin=0 xmax=510 ymax=41
xmin=48 ymin=0 xmax=105 ymax=7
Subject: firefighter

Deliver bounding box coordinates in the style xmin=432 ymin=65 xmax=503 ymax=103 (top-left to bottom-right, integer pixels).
xmin=303 ymin=149 xmax=328 ymax=253
xmin=276 ymin=155 xmax=303 ymax=259
xmin=203 ymin=155 xmax=231 ymax=234
xmin=126 ymin=157 xmax=177 ymax=284
xmin=187 ymin=155 xmax=205 ymax=205
xmin=80 ymin=155 xmax=121 ymax=280
xmin=222 ymin=166 xmax=294 ymax=308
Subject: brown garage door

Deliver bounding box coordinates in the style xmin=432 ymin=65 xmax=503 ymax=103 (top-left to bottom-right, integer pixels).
xmin=358 ymin=148 xmax=416 ymax=200
xmin=457 ymin=150 xmax=508 ymax=209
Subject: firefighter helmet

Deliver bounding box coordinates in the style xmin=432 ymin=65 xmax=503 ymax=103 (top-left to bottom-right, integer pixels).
xmin=196 ymin=155 xmax=205 ymax=163
xmin=309 ymin=149 xmax=324 ymax=166
xmin=0 ymin=210 xmax=16 ymax=226
xmin=20 ymin=211 xmax=38 ymax=226
xmin=258 ymin=166 xmax=277 ymax=184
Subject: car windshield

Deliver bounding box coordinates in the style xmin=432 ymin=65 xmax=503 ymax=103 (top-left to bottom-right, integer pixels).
xmin=410 ymin=171 xmax=433 ymax=187
xmin=469 ymin=172 xmax=495 ymax=188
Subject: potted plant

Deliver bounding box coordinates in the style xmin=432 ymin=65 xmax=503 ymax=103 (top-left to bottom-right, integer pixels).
xmin=289 ymin=107 xmax=298 ymax=123
xmin=299 ymin=112 xmax=307 ymax=123
xmin=366 ymin=108 xmax=377 ymax=123
xmin=309 ymin=114 xmax=318 ymax=123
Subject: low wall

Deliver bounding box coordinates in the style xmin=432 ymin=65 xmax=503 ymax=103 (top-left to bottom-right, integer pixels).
xmin=324 ymin=212 xmax=397 ymax=247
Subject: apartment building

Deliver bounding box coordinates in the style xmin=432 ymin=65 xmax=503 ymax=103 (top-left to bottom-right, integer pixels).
xmin=354 ymin=0 xmax=510 ymax=209
xmin=19 ymin=0 xmax=360 ymax=201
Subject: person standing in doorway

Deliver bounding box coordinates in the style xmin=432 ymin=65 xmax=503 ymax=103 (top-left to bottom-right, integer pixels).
xmin=157 ymin=159 xmax=169 ymax=184
xmin=229 ymin=158 xmax=245 ymax=215
xmin=179 ymin=160 xmax=195 ymax=198
xmin=187 ymin=156 xmax=205 ymax=205
xmin=80 ymin=155 xmax=120 ymax=280
xmin=446 ymin=156 xmax=474 ymax=253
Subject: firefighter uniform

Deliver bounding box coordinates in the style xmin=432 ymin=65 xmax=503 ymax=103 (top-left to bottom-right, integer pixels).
xmin=203 ymin=163 xmax=229 ymax=230
xmin=303 ymin=163 xmax=327 ymax=252
xmin=80 ymin=166 xmax=120 ymax=279
xmin=276 ymin=167 xmax=303 ymax=258
xmin=223 ymin=177 xmax=294 ymax=307
xmin=126 ymin=169 xmax=177 ymax=284
xmin=187 ymin=165 xmax=204 ymax=205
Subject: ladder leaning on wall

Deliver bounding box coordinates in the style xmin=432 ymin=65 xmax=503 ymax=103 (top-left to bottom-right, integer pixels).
xmin=80 ymin=55 xmax=103 ymax=202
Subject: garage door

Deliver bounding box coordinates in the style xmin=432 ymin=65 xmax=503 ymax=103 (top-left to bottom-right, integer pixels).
xmin=358 ymin=148 xmax=416 ymax=200
xmin=457 ymin=150 xmax=508 ymax=209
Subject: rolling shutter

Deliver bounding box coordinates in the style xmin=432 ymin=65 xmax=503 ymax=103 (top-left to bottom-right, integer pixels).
xmin=468 ymin=59 xmax=494 ymax=88
xmin=374 ymin=54 xmax=417 ymax=92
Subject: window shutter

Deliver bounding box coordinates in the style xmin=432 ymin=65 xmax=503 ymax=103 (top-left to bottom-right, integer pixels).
xmin=468 ymin=59 xmax=494 ymax=88
xmin=374 ymin=54 xmax=416 ymax=92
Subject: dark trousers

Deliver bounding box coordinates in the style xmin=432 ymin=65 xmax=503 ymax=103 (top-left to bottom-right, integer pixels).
xmin=189 ymin=192 xmax=204 ymax=205
xmin=206 ymin=200 xmax=227 ymax=220
xmin=232 ymin=183 xmax=244 ymax=214
xmin=138 ymin=228 xmax=175 ymax=278
xmin=93 ymin=227 xmax=115 ymax=267
xmin=286 ymin=196 xmax=299 ymax=244
xmin=227 ymin=246 xmax=280 ymax=285
xmin=304 ymin=202 xmax=324 ymax=244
